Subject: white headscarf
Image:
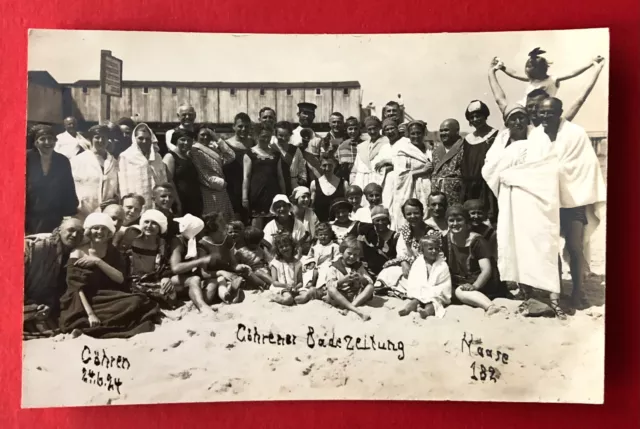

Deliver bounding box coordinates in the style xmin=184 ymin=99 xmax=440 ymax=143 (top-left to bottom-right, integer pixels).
xmin=291 ymin=186 xmax=310 ymax=204
xmin=174 ymin=214 xmax=205 ymax=258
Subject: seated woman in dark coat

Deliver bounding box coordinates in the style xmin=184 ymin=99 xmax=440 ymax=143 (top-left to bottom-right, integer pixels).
xmin=59 ymin=213 xmax=161 ymax=338
xmin=26 ymin=124 xmax=79 ymax=234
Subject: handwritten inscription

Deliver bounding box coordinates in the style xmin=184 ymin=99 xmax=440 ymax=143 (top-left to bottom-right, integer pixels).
xmin=461 ymin=332 xmax=509 ymax=383
xmin=236 ymin=324 xmax=405 ymax=360
xmin=81 ymin=345 xmax=127 ymax=394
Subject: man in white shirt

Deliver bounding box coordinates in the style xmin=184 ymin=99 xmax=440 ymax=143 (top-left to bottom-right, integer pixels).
xmin=55 ymin=117 xmax=90 ymax=159
xmin=290 ymin=102 xmax=321 ymax=149
xmin=165 ymin=104 xmax=196 ymax=154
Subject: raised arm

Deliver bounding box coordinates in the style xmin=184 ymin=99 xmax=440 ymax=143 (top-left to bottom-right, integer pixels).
xmin=564 ymin=60 xmax=605 ymax=122
xmin=557 ymin=57 xmax=602 ymax=82
xmin=242 ymin=154 xmax=252 ymax=209
xmin=488 ymin=64 xmax=509 ymax=115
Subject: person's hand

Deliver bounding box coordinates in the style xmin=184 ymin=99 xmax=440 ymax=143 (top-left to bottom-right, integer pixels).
xmin=88 ymin=314 xmax=101 ymax=327
xmin=491 ymin=57 xmax=504 ymax=71
xmin=75 ymin=255 xmax=101 ymax=268
xmin=242 ymin=198 xmax=250 ymax=209
xmin=160 ymin=278 xmax=175 ymax=296
xmin=594 ymin=55 xmax=605 ymax=64
xmin=424 ymin=161 xmax=433 ymax=175
xmin=459 ymin=283 xmax=476 ymax=291
xmin=236 ymin=264 xmax=252 ymax=275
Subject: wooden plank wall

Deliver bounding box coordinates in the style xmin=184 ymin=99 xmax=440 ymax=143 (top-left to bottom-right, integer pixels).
xmin=247 ymin=88 xmax=277 ymax=122
xmin=275 ymin=88 xmax=304 ymax=122
xmin=27 ymin=84 xmax=63 ymax=124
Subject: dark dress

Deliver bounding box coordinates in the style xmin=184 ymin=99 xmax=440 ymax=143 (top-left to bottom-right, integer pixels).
xmin=26 ymin=150 xmax=79 ymax=234
xmin=223 ymin=146 xmax=250 ymax=222
xmin=59 ymin=245 xmax=161 ymax=339
xmin=168 ymin=151 xmax=203 ymax=217
xmin=460 ymin=131 xmax=499 ymax=223
xmin=441 ymin=232 xmax=505 ymax=300
xmin=248 ymin=150 xmax=282 ymax=218
xmin=349 ymin=222 xmax=399 ymax=277
xmin=313 ymin=177 xmax=346 ymax=222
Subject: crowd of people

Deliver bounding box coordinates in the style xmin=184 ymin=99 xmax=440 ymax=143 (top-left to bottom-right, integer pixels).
xmin=24 ymin=51 xmax=607 ymax=338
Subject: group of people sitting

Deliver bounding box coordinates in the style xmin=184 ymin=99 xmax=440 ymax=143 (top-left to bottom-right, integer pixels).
xmin=24 ymin=50 xmax=607 ymax=339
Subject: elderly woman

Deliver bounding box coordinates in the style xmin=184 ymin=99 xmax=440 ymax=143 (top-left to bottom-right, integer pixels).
xmin=432 ymin=119 xmax=464 ymax=205
xmin=263 ymin=195 xmax=311 ymax=253
xmin=442 ymin=204 xmax=505 ymax=315
xmin=118 ymin=123 xmax=167 ymax=210
xmin=26 ymin=124 xmax=79 ymax=234
xmin=290 ymin=186 xmax=319 ymax=239
xmin=351 ymin=116 xmax=392 ymax=193
xmin=58 ymin=213 xmax=161 ymax=338
xmin=386 ymin=120 xmax=433 ymax=229
xmin=163 ymin=128 xmax=204 ymax=217
xmin=461 ymin=100 xmax=499 ymax=224
xmin=23 ymin=217 xmax=85 ymax=338
xmin=71 ymin=124 xmax=120 ymax=220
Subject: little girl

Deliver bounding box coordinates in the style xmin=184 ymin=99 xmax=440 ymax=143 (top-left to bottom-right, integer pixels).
xmin=308 ymin=222 xmax=341 ymax=287
xmin=330 ymin=199 xmax=358 ymax=244
xmin=235 ymin=226 xmax=273 ymax=290
xmin=493 ymin=48 xmax=604 ymax=105
xmin=400 ymin=234 xmax=452 ymax=319
xmin=269 ymin=233 xmax=303 ymax=306
xmin=226 ymin=220 xmax=245 ymax=249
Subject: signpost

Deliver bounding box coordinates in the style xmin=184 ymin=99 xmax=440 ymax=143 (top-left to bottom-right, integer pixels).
xmin=99 ymin=50 xmax=123 ymax=123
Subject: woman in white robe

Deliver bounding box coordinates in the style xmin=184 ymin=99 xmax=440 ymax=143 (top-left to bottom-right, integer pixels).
xmin=350 ymin=116 xmax=391 ymax=194
xmin=70 ymin=125 xmax=119 ymax=220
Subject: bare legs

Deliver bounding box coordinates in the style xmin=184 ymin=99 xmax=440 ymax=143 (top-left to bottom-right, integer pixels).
xmin=327 ymin=284 xmax=374 ymax=321
xmin=454 ymin=288 xmax=501 ymax=315
xmin=565 ymin=220 xmax=586 ymax=307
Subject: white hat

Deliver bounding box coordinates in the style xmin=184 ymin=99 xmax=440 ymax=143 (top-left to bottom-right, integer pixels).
xmin=174 ymin=214 xmax=205 ymax=259
xmin=84 ymin=213 xmax=116 ymax=235
xmin=269 ymin=194 xmax=293 ymax=216
xmin=140 ymin=209 xmax=168 ymax=234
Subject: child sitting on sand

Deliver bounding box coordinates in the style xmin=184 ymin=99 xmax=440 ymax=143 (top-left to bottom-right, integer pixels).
xmin=301 ymin=255 xmax=318 ymax=289
xmin=269 ymin=233 xmax=303 ymax=306
xmin=324 ymin=236 xmax=374 ymax=321
xmin=353 ymin=182 xmax=384 ymax=223
xmin=463 ymin=199 xmax=497 ymax=259
xmin=308 ymin=222 xmax=341 ymax=287
xmin=235 ymin=226 xmax=273 ymax=290
xmin=198 ymin=212 xmax=251 ymax=304
xmin=400 ymin=233 xmax=452 ymax=319
xmin=330 ymin=199 xmax=359 ymax=244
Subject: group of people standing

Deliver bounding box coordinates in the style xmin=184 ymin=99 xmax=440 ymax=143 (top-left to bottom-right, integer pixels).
xmin=24 ymin=49 xmax=607 ymax=338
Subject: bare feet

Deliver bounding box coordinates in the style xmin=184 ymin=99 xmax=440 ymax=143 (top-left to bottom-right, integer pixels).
xmin=418 ymin=304 xmax=436 ymax=319
xmin=358 ymin=312 xmax=371 ymax=321
xmin=339 ymin=309 xmax=349 ymax=316
xmin=71 ymin=329 xmax=83 ymax=338
xmin=486 ymin=305 xmax=502 ymax=316
xmin=398 ymin=299 xmax=419 ymax=317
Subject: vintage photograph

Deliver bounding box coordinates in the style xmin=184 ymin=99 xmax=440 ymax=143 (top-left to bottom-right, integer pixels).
xmin=23 ymin=29 xmax=608 ymax=407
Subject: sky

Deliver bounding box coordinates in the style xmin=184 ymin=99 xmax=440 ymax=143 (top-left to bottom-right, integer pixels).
xmin=28 ymin=29 xmax=609 ymax=132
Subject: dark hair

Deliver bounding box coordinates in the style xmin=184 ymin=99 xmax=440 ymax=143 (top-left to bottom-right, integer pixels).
xmin=385 ymin=101 xmax=401 ymax=109
xmin=234 ymin=112 xmax=252 ymax=124
xmin=197 ymin=122 xmax=217 ymax=134
xmin=363 ymin=183 xmax=383 ymax=195
xmin=100 ymin=199 xmax=121 ymax=211
xmin=153 ymin=182 xmax=176 ymax=193
xmin=275 ymin=121 xmax=293 ymax=134
xmin=228 ymin=220 xmax=245 ymax=231
xmin=243 ymin=226 xmax=264 ymax=246
xmin=300 ymin=128 xmax=314 ymax=139
xmin=272 ymin=233 xmax=297 ymax=261
xmin=86 ymin=124 xmax=110 ymax=139
xmin=526 ymin=55 xmax=550 ymax=76
xmin=329 ymin=112 xmax=344 ymax=119
xmin=345 ymin=116 xmax=359 ymax=127
xmin=116 ymin=117 xmax=136 ymax=128
xmin=526 ymin=88 xmax=550 ymax=100
xmin=121 ymin=193 xmax=145 ymax=207
xmin=315 ymin=222 xmax=334 ymax=238
xmin=428 ymin=191 xmax=448 ymax=205
xmin=402 ymin=198 xmax=424 ymax=217
xmin=465 ymin=100 xmax=491 ymax=121
xmin=346 ymin=185 xmax=363 ymax=196
xmin=171 ymin=128 xmax=197 ymax=144
xmin=259 ymin=107 xmax=276 ymax=118
xmin=253 ymin=122 xmax=273 ymax=137
xmin=445 ymin=204 xmax=470 ymax=222
xmin=203 ymin=212 xmax=225 ymax=233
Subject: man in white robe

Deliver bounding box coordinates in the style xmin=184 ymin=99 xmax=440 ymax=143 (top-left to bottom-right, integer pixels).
xmin=55 ymin=117 xmax=90 ymax=159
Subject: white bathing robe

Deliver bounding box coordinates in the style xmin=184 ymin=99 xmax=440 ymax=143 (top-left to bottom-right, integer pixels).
xmin=71 ymin=150 xmax=119 ymax=220
xmin=351 ymin=136 xmax=392 ymax=204
xmin=55 ymin=131 xmax=91 ymax=159
xmin=406 ymin=256 xmax=452 ymax=318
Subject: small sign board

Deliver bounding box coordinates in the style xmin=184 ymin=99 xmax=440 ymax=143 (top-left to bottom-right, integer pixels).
xmin=100 ymin=50 xmax=122 ymax=97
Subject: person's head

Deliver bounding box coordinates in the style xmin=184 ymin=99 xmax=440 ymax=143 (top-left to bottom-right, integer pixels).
xmin=195 ymin=123 xmax=216 ymax=147
xmin=57 ymin=217 xmax=85 ymax=249
xmin=420 ymin=233 xmax=442 ymax=264
xmin=171 ymin=128 xmax=196 ymax=154
xmin=233 ymin=112 xmax=252 ymax=140
xmin=538 ymin=97 xmax=563 ymax=134
xmin=174 ymin=213 xmax=205 ymax=240
xmin=465 ymin=100 xmax=490 ymax=130
xmin=259 ymin=107 xmax=277 ymax=128
xmin=269 ymin=194 xmax=294 ymax=220
xmin=463 ymin=199 xmax=486 ymax=227
xmin=364 ymin=116 xmax=382 ymax=139
xmin=203 ymin=212 xmax=227 ymax=235
xmin=297 ymin=102 xmax=317 ymax=127
xmin=152 ymin=184 xmax=176 ymax=211
xmin=319 ymin=152 xmax=338 ymax=177
xmin=105 ymin=121 xmax=124 ymax=150
xmin=345 ymin=185 xmax=363 ymax=209
xmin=177 ymin=104 xmax=196 ymax=128
xmin=363 ymin=183 xmax=383 ymax=207
xmin=116 ymin=117 xmax=135 ymax=139
xmin=83 ymin=212 xmax=116 ymax=244
xmin=439 ymin=119 xmax=460 ymax=145
xmin=273 ymin=233 xmax=297 ymax=261
xmin=384 ymin=101 xmax=401 ymax=121
xmin=370 ymin=205 xmax=391 ymax=234
xmin=63 ymin=117 xmax=78 ymax=134
xmin=86 ymin=124 xmax=110 ymax=154
xmin=339 ymin=236 xmax=362 ymax=266
xmin=275 ymin=121 xmax=293 ymax=144
xmin=525 ymin=88 xmax=550 ymax=126
xmin=253 ymin=122 xmax=273 ymax=145
xmin=291 ymin=186 xmax=311 ymax=208
xmin=345 ymin=117 xmax=361 ymax=140
xmin=503 ymin=104 xmax=530 ymax=142
xmin=140 ymin=209 xmax=168 ymax=237
xmin=315 ymin=222 xmax=335 ymax=245
xmin=300 ymin=128 xmax=314 ymax=146
xmin=446 ymin=204 xmax=471 ymax=236
xmin=330 ymin=198 xmax=353 ymax=223
xmin=226 ymin=220 xmax=245 ymax=244
xmin=408 ymin=120 xmax=427 ymax=146
xmin=121 ymin=194 xmax=145 ymax=225
xmin=242 ymin=226 xmax=264 ymax=248
xmin=30 ymin=124 xmax=56 ymax=156
xmin=525 ymin=48 xmax=550 ymax=80
xmin=329 ymin=112 xmax=345 ymax=135
xmin=398 ymin=123 xmax=408 ymax=137
xmin=382 ymin=118 xmax=400 ymax=142
xmin=402 ymin=198 xmax=425 ymax=226
xmin=133 ymin=123 xmax=154 ymax=152
xmin=102 ymin=204 xmax=125 ymax=232
xmin=301 ymin=256 xmax=316 ymax=271
xmin=428 ymin=191 xmax=448 ymax=220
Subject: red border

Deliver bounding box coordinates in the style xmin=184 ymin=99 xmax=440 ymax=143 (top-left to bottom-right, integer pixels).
xmin=2 ymin=0 xmax=639 ymax=427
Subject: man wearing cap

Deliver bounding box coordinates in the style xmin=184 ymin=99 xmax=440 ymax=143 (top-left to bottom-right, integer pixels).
xmin=165 ymin=104 xmax=197 ymax=155
xmin=290 ymin=102 xmax=324 ymax=180
xmin=56 ymin=117 xmax=91 ymax=159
